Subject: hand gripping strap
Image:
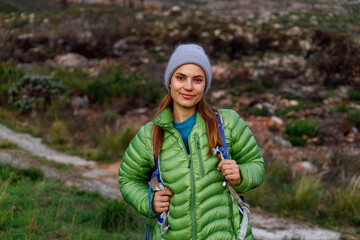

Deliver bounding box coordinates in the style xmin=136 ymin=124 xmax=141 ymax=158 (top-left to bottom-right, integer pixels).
xmin=145 ymin=169 xmax=160 ymax=240
xmin=216 ymin=110 xmax=250 ymax=240
xmin=145 ymin=155 xmax=170 ymax=239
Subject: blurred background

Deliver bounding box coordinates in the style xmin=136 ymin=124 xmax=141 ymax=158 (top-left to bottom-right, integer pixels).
xmin=0 ymin=0 xmax=359 ymax=239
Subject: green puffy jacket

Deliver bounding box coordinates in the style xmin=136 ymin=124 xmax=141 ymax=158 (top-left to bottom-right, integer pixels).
xmin=119 ymin=108 xmax=265 ymax=240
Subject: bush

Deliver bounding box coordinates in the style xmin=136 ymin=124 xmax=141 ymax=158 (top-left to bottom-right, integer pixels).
xmin=245 ymin=83 xmax=264 ymax=93
xmin=8 ymin=75 xmax=69 ymax=112
xmin=284 ymin=119 xmax=319 ymax=146
xmin=349 ymin=90 xmax=360 ymax=101
xmin=335 ymin=103 xmax=348 ymax=113
xmin=0 ymin=165 xmax=44 ymax=183
xmin=0 ymin=62 xmax=24 ymax=105
xmin=96 ymin=126 xmax=136 ymax=160
xmin=329 ymin=176 xmax=360 ymax=226
xmin=49 ymin=120 xmax=69 ymax=144
xmin=348 ymin=109 xmax=360 ymax=128
xmin=0 ymin=139 xmax=18 ymax=149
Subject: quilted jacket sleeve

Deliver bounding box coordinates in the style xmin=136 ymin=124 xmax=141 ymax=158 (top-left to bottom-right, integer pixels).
xmin=118 ymin=122 xmax=157 ymax=218
xmin=223 ymin=109 xmax=265 ymax=194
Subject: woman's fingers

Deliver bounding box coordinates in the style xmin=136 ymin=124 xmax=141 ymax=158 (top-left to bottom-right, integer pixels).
xmin=153 ymin=187 xmax=173 ymax=213
xmin=217 ymin=159 xmax=241 ymax=186
xmin=218 ymin=159 xmax=237 ymax=170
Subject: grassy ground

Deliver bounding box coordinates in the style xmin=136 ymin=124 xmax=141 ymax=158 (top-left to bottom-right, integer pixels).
xmin=0 ymin=164 xmax=151 ymax=239
xmin=246 ymin=158 xmax=360 ymax=234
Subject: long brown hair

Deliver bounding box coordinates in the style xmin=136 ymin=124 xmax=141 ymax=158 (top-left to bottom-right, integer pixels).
xmin=152 ymin=92 xmax=222 ymax=157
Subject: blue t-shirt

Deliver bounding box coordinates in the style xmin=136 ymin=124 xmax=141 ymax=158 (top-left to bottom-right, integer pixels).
xmin=173 ymin=112 xmax=196 ymax=153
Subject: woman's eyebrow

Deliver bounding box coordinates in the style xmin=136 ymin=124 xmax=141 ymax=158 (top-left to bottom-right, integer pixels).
xmin=175 ymin=73 xmax=204 ymax=78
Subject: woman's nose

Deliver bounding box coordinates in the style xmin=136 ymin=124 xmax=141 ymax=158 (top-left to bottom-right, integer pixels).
xmin=184 ymin=79 xmax=193 ymax=90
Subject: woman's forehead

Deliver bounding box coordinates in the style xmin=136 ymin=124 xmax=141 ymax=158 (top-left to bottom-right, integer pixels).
xmin=174 ymin=64 xmax=205 ymax=76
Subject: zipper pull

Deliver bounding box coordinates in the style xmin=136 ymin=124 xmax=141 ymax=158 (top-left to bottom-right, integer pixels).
xmin=188 ymin=154 xmax=192 ymax=168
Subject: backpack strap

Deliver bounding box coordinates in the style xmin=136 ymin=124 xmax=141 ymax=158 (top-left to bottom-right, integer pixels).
xmin=145 ymin=154 xmax=170 ymax=240
xmin=212 ymin=109 xmax=250 ymax=240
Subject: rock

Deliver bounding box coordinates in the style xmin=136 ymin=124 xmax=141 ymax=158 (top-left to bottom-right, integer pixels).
xmin=272 ymin=135 xmax=292 ymax=148
xmin=269 ymin=116 xmax=283 ymax=128
xmin=18 ymin=33 xmax=34 ymax=40
xmin=285 ymin=26 xmax=302 ymax=36
xmin=55 ymin=53 xmax=88 ymax=67
xmin=135 ymin=12 xmax=144 ymax=21
xmin=290 ymin=15 xmax=300 ymax=21
xmin=350 ymin=126 xmax=359 ymax=135
xmin=112 ymin=39 xmax=128 ymax=55
xmin=299 ymin=40 xmax=311 ymax=51
xmin=0 ymin=152 xmax=12 ymax=163
xmin=211 ymin=90 xmax=228 ymax=100
xmin=291 ymin=161 xmax=318 ymax=178
xmin=214 ymin=29 xmax=221 ymax=37
xmin=171 ymin=5 xmax=181 ymax=13
xmin=71 ymin=96 xmax=89 ymax=112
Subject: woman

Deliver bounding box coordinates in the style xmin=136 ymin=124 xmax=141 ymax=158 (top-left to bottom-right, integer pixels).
xmin=119 ymin=44 xmax=265 ymax=240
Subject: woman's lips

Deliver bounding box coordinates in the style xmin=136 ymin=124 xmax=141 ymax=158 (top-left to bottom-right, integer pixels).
xmin=181 ymin=93 xmax=195 ymax=99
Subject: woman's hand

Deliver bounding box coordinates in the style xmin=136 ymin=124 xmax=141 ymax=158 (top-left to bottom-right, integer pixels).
xmin=218 ymin=159 xmax=242 ymax=186
xmin=153 ymin=187 xmax=173 ymax=213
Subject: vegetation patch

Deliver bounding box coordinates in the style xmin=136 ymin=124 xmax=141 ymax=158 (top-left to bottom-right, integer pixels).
xmin=284 ymin=119 xmax=319 ymax=146
xmin=0 ymin=165 xmax=148 ymax=239
xmin=8 ymin=75 xmax=69 ymax=113
xmin=0 ymin=139 xmax=18 ymax=149
xmin=246 ymin=159 xmax=360 ymax=229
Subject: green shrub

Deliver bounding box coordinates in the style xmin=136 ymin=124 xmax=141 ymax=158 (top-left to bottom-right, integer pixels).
xmin=0 ymin=165 xmax=44 ymax=183
xmin=249 ymin=106 xmax=270 ymax=116
xmin=0 ymin=139 xmax=18 ymax=149
xmin=0 ymin=62 xmax=24 ymax=105
xmin=284 ymin=136 xmax=307 ymax=146
xmin=245 ymin=83 xmax=264 ymax=93
xmin=293 ymin=175 xmax=323 ymax=211
xmin=335 ymin=103 xmax=348 ymax=113
xmin=54 ymin=68 xmax=88 ymax=95
xmin=276 ymin=105 xmax=301 ymax=118
xmin=8 ymin=75 xmax=69 ymax=112
xmin=349 ymin=90 xmax=360 ymax=101
xmin=329 ymin=176 xmax=360 ymax=226
xmin=49 ymin=120 xmax=68 ymax=144
xmin=98 ymin=109 xmax=118 ymax=127
xmin=284 ymin=119 xmax=319 ymax=146
xmin=348 ymin=109 xmax=360 ymax=127
xmin=95 ymin=126 xmax=136 ymax=161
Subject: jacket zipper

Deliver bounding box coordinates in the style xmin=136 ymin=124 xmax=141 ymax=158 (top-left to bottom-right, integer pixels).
xmin=188 ymin=153 xmax=197 ymax=240
xmin=172 ymin=129 xmax=197 ymax=240
xmin=195 ymin=135 xmax=205 ymax=177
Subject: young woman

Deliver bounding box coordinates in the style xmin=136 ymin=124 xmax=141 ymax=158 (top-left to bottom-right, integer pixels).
xmin=119 ymin=44 xmax=265 ymax=240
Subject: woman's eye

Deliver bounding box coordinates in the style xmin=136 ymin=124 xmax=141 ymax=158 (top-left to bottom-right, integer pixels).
xmin=195 ymin=78 xmax=203 ymax=82
xmin=176 ymin=76 xmax=184 ymax=80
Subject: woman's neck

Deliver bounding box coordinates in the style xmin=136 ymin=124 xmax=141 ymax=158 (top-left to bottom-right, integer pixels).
xmin=173 ymin=105 xmax=196 ymax=122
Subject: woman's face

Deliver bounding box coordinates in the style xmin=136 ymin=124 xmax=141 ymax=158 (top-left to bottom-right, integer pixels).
xmin=169 ymin=64 xmax=206 ymax=111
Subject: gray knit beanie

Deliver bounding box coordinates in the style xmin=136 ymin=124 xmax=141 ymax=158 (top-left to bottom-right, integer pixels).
xmin=164 ymin=44 xmax=212 ymax=93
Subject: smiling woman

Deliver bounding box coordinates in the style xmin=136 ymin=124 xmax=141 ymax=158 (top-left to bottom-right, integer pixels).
xmin=118 ymin=44 xmax=265 ymax=240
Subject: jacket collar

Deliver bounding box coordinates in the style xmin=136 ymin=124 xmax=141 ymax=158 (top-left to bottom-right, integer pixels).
xmin=153 ymin=107 xmax=205 ymax=130
xmin=153 ymin=107 xmax=174 ymax=128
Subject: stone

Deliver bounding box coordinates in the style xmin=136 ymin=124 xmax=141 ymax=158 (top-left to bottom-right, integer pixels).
xmin=291 ymin=161 xmax=318 ymax=178
xmin=211 ymin=90 xmax=228 ymax=100
xmin=71 ymin=96 xmax=89 ymax=112
xmin=55 ymin=53 xmax=88 ymax=67
xmin=272 ymin=135 xmax=292 ymax=148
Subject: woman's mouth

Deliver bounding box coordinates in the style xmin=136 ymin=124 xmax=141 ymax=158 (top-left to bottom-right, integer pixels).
xmin=181 ymin=94 xmax=195 ymax=99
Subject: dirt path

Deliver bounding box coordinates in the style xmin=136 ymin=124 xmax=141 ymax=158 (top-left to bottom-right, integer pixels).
xmin=0 ymin=123 xmax=341 ymax=240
